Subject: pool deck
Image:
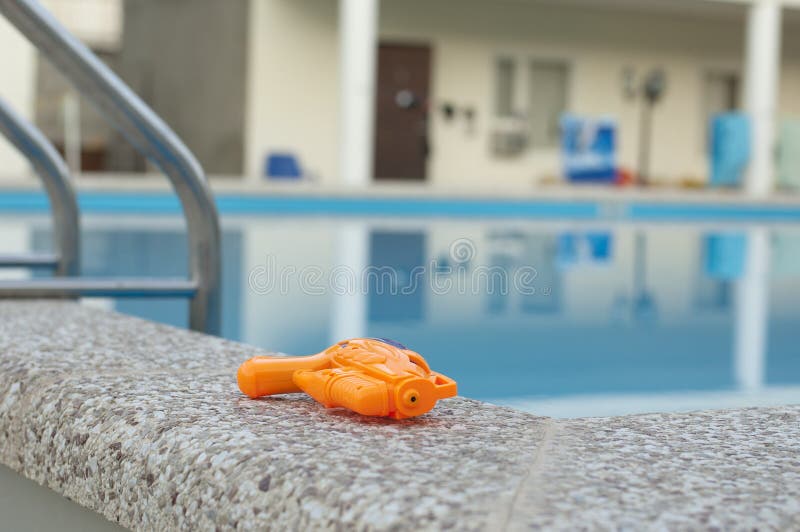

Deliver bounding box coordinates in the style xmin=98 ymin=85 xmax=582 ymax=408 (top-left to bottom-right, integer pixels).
xmin=0 ymin=301 xmax=798 ymax=530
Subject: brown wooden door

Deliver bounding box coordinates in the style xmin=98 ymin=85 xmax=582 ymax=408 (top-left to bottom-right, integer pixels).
xmin=373 ymin=43 xmax=431 ymax=181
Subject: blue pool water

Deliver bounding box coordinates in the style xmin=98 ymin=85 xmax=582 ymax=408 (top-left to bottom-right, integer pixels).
xmin=3 ymin=198 xmax=800 ymax=417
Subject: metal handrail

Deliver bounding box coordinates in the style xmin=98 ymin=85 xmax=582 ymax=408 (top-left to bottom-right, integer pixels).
xmin=0 ymin=97 xmax=80 ymax=277
xmin=0 ymin=278 xmax=198 ymax=298
xmin=0 ymin=0 xmax=221 ymax=334
xmin=0 ymin=252 xmax=59 ymax=269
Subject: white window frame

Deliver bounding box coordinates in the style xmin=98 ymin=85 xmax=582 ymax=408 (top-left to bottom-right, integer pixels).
xmin=491 ymin=53 xmax=573 ymax=154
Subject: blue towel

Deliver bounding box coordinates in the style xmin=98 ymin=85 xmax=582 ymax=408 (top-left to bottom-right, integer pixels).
xmin=709 ymin=113 xmax=750 ymax=187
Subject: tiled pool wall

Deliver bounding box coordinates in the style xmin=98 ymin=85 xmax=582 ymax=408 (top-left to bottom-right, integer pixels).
xmin=5 ymin=189 xmax=800 ymax=220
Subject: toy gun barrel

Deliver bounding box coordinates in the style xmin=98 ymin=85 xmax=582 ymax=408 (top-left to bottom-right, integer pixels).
xmin=237 ymin=353 xmax=330 ymax=398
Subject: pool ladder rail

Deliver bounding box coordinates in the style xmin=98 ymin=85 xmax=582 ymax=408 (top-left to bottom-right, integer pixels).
xmin=0 ymin=0 xmax=221 ymax=335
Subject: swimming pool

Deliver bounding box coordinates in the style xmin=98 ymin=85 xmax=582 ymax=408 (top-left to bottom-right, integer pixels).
xmin=3 ymin=195 xmax=799 ymax=417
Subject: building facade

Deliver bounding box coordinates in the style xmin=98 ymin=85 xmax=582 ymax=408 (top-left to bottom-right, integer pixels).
xmin=0 ymin=0 xmax=797 ymax=194
xmin=247 ymin=0 xmax=797 ymax=193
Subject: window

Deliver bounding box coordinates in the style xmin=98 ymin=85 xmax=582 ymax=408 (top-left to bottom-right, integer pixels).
xmin=529 ymin=60 xmax=569 ymax=148
xmin=703 ymin=71 xmax=740 ymax=145
xmin=492 ymin=56 xmax=569 ymax=155
xmin=34 ymin=51 xmax=117 ymax=171
xmin=495 ymin=57 xmax=517 ymax=118
xmin=705 ymin=71 xmax=739 ymax=116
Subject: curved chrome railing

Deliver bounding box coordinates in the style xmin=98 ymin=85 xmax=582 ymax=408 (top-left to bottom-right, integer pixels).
xmin=0 ymin=97 xmax=80 ymax=277
xmin=0 ymin=0 xmax=221 ymax=334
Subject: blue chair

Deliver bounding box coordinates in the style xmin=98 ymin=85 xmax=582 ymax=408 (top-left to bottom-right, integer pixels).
xmin=264 ymin=152 xmax=302 ymax=180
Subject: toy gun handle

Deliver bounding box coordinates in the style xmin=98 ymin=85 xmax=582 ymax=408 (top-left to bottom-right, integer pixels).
xmin=237 ymin=352 xmax=331 ymax=398
xmin=294 ymin=369 xmax=391 ymax=417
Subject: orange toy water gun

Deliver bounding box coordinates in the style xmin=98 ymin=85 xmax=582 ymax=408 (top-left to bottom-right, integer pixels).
xmin=237 ymin=338 xmax=457 ymax=419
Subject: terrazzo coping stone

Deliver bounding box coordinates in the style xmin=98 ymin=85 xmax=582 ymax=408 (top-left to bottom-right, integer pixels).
xmin=0 ymin=301 xmax=797 ymax=530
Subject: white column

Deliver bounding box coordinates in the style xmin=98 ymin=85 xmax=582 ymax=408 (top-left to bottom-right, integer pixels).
xmin=743 ymin=0 xmax=782 ymax=197
xmin=734 ymin=228 xmax=770 ymax=392
xmin=339 ymin=0 xmax=378 ymax=186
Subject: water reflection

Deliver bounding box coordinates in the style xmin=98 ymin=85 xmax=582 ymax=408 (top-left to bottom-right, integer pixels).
xmin=2 ymin=214 xmax=798 ymax=417
xmin=329 ymin=222 xmax=368 ymax=343
xmin=734 ymin=228 xmax=769 ymax=393
xmin=368 ymin=230 xmax=426 ymax=322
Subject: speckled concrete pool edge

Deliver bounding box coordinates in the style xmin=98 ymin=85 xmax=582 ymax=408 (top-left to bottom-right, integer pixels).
xmin=0 ymin=302 xmax=798 ymax=530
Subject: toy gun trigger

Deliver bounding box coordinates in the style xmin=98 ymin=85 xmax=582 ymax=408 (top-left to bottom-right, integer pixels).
xmin=237 ymin=352 xmax=331 ymax=398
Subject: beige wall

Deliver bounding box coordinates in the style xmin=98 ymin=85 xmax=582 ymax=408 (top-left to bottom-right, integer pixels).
xmin=381 ymin=0 xmax=745 ymax=186
xmin=0 ymin=17 xmax=36 ymax=180
xmin=245 ymin=0 xmax=340 ymax=183
xmin=41 ymin=0 xmax=122 ymax=50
